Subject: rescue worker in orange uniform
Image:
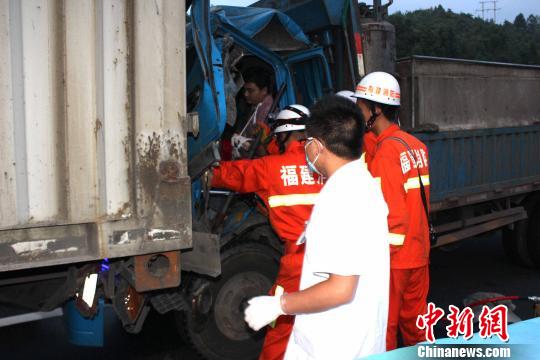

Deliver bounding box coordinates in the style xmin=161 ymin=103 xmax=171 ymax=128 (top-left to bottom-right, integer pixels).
xmin=353 ymin=72 xmax=431 ymax=350
xmin=211 ymin=104 xmax=324 ymax=360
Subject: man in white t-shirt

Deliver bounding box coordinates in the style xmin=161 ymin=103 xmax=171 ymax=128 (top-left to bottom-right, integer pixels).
xmin=244 ymin=95 xmax=390 ymax=359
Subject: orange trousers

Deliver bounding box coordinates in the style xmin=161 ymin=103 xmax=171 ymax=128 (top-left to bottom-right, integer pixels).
xmin=259 ymin=248 xmax=304 ymax=360
xmin=259 ymin=313 xmax=295 ymax=360
xmin=386 ymin=265 xmax=430 ymax=351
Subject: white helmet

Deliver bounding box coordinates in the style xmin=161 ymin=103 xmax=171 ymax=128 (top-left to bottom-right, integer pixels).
xmin=354 ymin=71 xmax=400 ymax=106
xmin=273 ymin=104 xmax=310 ymax=133
xmin=336 ymin=90 xmax=357 ymax=103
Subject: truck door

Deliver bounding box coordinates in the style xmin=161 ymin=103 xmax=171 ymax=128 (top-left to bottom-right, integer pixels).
xmin=188 ymin=0 xmax=227 ymax=161
xmin=285 ymin=48 xmax=333 ymax=106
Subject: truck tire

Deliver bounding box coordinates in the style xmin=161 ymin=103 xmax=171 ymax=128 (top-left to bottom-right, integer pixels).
xmin=502 ymin=194 xmax=540 ymax=267
xmin=177 ymin=240 xmax=281 ymax=360
xmin=502 ymin=220 xmax=534 ymax=267
xmin=526 ymin=202 xmax=540 ymax=267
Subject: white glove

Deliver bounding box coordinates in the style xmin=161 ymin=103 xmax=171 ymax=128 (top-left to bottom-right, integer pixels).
xmin=231 ymin=133 xmax=253 ymax=150
xmin=244 ymin=295 xmax=285 ymax=331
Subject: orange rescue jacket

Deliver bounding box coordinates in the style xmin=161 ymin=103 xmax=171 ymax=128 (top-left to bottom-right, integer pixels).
xmin=212 ymin=140 xmax=324 ymax=290
xmin=212 ymin=140 xmax=323 ymax=243
xmin=366 ymin=124 xmax=431 ymax=269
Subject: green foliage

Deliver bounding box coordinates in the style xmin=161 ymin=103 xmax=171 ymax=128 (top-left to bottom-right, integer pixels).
xmin=389 ymin=7 xmax=540 ymax=65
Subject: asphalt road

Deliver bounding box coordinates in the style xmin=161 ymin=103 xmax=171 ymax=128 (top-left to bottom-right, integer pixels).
xmin=0 ymin=232 xmax=538 ymax=360
xmin=428 ymin=233 xmax=540 ymax=339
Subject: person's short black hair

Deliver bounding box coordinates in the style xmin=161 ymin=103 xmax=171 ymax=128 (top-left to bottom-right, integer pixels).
xmin=243 ymin=67 xmax=273 ymax=94
xmin=307 ymin=95 xmax=365 ymax=160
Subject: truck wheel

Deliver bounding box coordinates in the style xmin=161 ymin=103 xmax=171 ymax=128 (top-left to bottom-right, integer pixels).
xmin=526 ymin=203 xmax=540 ymax=267
xmin=502 ymin=195 xmax=540 ymax=268
xmin=502 ymin=220 xmax=534 ymax=267
xmin=177 ymin=241 xmax=281 ymax=360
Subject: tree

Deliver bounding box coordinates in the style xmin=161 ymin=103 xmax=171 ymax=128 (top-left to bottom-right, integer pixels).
xmin=526 ymin=14 xmax=538 ymax=32
xmin=389 ymin=8 xmax=540 ymax=65
xmin=513 ymin=13 xmax=527 ymax=30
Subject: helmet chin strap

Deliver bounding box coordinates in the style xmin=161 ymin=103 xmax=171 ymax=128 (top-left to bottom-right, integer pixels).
xmin=366 ymin=102 xmax=379 ymax=130
xmin=277 ymin=132 xmax=293 ymax=154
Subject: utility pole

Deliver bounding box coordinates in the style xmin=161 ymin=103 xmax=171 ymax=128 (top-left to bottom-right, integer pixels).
xmin=491 ymin=0 xmax=501 ymax=23
xmin=476 ymin=1 xmax=486 ymax=20
xmin=477 ymin=0 xmax=501 ymax=22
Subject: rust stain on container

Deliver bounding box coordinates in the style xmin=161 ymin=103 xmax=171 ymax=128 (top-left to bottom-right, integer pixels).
xmin=112 ymin=202 xmax=131 ymax=219
xmin=136 ymin=131 xmax=161 ymax=208
xmin=135 ymin=129 xmax=189 ymax=228
xmin=94 ymin=118 xmax=103 ymax=137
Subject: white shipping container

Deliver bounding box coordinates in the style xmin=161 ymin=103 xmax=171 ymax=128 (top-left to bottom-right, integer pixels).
xmin=0 ymin=0 xmax=191 ymax=271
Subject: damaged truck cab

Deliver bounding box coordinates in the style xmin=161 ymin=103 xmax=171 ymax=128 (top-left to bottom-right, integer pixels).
xmin=180 ymin=2 xmax=337 ymax=359
xmin=185 ymin=0 xmax=540 ymax=358
xmin=0 ymin=0 xmax=337 ymax=359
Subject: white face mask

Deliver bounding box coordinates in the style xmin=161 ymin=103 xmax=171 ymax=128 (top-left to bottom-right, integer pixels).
xmin=304 ymin=137 xmax=323 ymax=176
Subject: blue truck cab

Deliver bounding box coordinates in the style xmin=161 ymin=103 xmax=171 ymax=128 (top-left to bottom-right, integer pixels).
xmin=182 ymin=1 xmax=540 ymax=358
xmin=180 ymin=2 xmax=342 ymax=358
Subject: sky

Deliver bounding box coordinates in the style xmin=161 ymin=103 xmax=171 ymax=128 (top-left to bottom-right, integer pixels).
xmin=210 ymin=0 xmax=540 ymax=24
